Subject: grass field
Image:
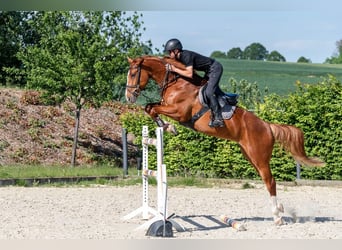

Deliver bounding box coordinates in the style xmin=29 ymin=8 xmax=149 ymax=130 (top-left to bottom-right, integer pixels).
xmin=0 ymin=165 xmax=235 ymax=187
xmin=0 ymin=165 xmax=123 ymax=179
xmin=216 ymin=58 xmax=342 ymax=96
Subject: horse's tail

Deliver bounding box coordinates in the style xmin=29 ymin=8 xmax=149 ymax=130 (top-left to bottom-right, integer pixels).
xmin=269 ymin=123 xmax=325 ymax=167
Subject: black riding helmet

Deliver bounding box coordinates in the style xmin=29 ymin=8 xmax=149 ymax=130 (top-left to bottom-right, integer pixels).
xmin=164 ymin=38 xmax=183 ymax=52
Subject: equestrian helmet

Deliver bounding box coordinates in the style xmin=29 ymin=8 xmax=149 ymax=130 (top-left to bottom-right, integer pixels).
xmin=164 ymin=38 xmax=183 ymax=52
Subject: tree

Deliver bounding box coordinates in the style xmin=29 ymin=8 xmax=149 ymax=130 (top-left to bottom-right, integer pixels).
xmin=0 ymin=12 xmax=22 ymax=84
xmin=267 ymin=50 xmax=286 ymax=62
xmin=325 ymin=39 xmax=342 ymax=64
xmin=227 ymin=47 xmax=243 ymax=59
xmin=210 ymin=50 xmax=226 ymax=58
xmin=141 ymin=43 xmax=153 ymax=55
xmin=0 ymin=11 xmax=40 ymax=85
xmin=297 ymin=56 xmax=311 ymax=63
xmin=242 ymin=42 xmax=268 ymax=60
xmin=17 ymin=11 xmax=149 ymax=166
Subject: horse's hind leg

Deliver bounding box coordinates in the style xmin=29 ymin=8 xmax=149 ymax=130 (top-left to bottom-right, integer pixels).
xmin=240 ymin=145 xmax=285 ymax=225
xmin=263 ymin=170 xmax=285 ymax=225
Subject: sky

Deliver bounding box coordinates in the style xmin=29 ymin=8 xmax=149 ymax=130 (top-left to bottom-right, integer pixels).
xmin=132 ymin=0 xmax=341 ymax=63
xmin=2 ymin=0 xmax=340 ymax=63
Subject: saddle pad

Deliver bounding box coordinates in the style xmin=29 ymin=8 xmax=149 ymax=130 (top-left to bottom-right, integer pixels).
xmin=222 ymin=104 xmax=236 ymax=120
xmin=199 ymin=86 xmax=236 ymax=120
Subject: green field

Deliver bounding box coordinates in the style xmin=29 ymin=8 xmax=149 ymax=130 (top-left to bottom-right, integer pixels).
xmin=216 ymin=58 xmax=342 ymax=96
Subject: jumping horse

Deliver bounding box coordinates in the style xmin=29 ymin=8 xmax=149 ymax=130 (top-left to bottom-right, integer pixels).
xmin=125 ymin=55 xmax=325 ymax=225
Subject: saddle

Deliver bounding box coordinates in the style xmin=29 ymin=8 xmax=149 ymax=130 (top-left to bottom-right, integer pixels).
xmin=176 ymin=72 xmax=238 ymax=129
xmin=198 ymin=85 xmax=238 ymax=120
xmin=187 ymin=72 xmax=239 ymax=113
xmin=180 ymin=85 xmax=238 ymax=129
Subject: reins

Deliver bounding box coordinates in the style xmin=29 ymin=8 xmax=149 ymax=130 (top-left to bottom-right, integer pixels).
xmin=160 ymin=65 xmax=179 ymax=96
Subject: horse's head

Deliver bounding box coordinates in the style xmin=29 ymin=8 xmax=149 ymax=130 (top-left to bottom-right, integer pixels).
xmin=125 ymin=55 xmax=182 ymax=103
xmin=125 ymin=57 xmax=150 ymax=103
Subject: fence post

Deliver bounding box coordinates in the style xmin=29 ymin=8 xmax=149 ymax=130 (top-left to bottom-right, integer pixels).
xmin=296 ymin=162 xmax=301 ymax=180
xmin=122 ymin=128 xmax=128 ymax=176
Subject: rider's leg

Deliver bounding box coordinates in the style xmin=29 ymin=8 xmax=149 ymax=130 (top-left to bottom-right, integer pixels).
xmin=206 ymin=61 xmax=224 ymax=128
xmin=214 ymin=86 xmax=225 ymax=97
xmin=208 ymin=95 xmax=224 ymax=127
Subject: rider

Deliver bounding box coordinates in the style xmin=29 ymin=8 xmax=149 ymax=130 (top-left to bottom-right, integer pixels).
xmin=164 ymin=38 xmax=224 ymax=128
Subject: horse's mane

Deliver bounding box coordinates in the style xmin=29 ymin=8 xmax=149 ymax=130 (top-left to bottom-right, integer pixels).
xmin=137 ymin=55 xmax=187 ymax=70
xmin=139 ymin=55 xmax=206 ymax=86
xmin=162 ymin=56 xmax=187 ymax=70
xmin=163 ymin=56 xmax=206 ymax=86
xmin=138 ymin=55 xmax=162 ymax=62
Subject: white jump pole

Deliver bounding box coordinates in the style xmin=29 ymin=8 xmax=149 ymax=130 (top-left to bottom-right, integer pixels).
xmin=155 ymin=126 xmax=167 ymax=216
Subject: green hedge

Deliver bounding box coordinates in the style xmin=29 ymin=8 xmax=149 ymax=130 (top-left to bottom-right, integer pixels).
xmin=120 ymin=75 xmax=342 ymax=181
xmin=258 ymin=75 xmax=342 ymax=180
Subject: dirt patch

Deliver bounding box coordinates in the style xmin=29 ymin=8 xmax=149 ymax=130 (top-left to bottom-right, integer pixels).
xmin=0 ymin=88 xmax=141 ymax=166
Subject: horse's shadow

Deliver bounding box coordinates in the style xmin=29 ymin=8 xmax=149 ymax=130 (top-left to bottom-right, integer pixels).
xmin=172 ymin=214 xmax=341 ymax=232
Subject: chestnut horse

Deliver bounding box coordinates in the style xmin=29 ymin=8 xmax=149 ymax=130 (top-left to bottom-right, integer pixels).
xmin=125 ymin=55 xmax=325 ymax=225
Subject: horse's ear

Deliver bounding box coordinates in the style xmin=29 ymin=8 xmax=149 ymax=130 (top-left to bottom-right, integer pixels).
xmin=135 ymin=57 xmax=144 ymax=65
xmin=164 ymin=57 xmax=186 ymax=70
xmin=127 ymin=57 xmax=133 ymax=63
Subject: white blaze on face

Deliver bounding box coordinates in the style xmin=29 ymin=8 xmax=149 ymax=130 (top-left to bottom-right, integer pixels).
xmin=125 ymin=69 xmax=137 ymax=103
xmin=125 ymin=70 xmax=130 ymax=102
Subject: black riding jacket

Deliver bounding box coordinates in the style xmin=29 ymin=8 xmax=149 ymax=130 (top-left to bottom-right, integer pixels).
xmin=179 ymin=50 xmax=215 ymax=74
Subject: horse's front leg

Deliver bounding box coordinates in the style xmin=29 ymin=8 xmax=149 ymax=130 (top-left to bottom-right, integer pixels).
xmin=145 ymin=103 xmax=178 ymax=135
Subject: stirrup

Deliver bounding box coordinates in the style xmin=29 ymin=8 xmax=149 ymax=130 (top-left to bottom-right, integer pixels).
xmin=209 ymin=119 xmax=224 ymax=128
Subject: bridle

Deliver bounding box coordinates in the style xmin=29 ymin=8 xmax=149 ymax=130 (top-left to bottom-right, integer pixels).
xmin=126 ymin=58 xmax=179 ymax=99
xmin=126 ymin=64 xmax=142 ymax=100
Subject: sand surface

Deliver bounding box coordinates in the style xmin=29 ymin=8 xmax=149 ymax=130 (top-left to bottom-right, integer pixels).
xmin=0 ymin=183 xmax=341 ymax=239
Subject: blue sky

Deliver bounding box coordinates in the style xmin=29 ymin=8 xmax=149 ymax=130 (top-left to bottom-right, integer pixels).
xmin=132 ymin=0 xmax=341 ymax=63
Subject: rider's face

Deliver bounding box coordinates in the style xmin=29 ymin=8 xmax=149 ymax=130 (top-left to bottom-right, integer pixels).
xmin=168 ymin=50 xmax=176 ymax=59
xmin=169 ymin=49 xmax=180 ymax=59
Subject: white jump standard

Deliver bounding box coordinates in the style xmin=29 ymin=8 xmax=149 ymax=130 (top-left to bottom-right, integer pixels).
xmin=122 ymin=126 xmax=184 ymax=232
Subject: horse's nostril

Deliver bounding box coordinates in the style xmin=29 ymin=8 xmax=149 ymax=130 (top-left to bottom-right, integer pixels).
xmin=128 ymin=96 xmax=136 ymax=103
xmin=134 ymin=89 xmax=140 ymax=97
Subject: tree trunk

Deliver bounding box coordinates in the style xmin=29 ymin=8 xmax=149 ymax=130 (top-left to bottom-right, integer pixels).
xmin=71 ymin=106 xmax=81 ymax=167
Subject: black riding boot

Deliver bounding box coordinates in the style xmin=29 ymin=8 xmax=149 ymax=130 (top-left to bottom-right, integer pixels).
xmin=208 ymin=96 xmax=224 ymax=128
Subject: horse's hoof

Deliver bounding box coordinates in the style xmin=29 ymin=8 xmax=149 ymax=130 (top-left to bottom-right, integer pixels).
xmin=164 ymin=124 xmax=178 ymax=135
xmin=145 ymin=105 xmax=152 ymax=113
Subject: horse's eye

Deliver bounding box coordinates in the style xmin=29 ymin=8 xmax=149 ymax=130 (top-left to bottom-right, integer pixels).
xmin=130 ymin=73 xmax=136 ymax=78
